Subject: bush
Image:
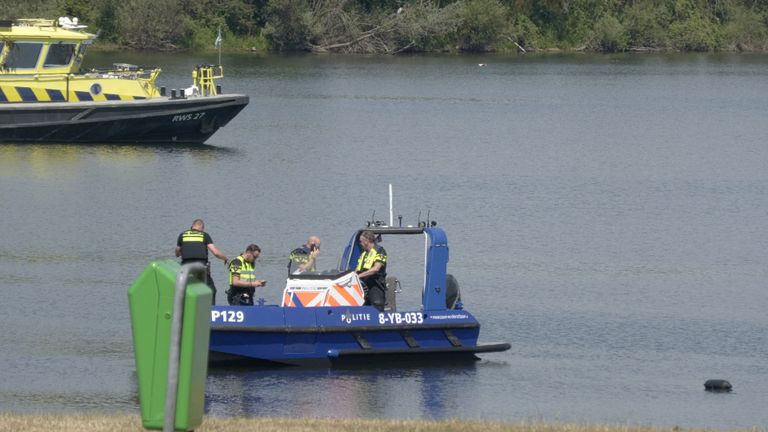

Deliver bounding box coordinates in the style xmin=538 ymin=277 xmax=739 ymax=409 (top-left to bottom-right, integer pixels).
xmin=0 ymin=0 xmax=59 ymax=19
xmin=263 ymin=0 xmax=312 ymax=50
xmin=622 ymin=2 xmax=672 ymax=48
xmin=721 ymin=5 xmax=768 ymax=50
xmin=455 ymin=0 xmax=509 ymax=51
xmin=117 ymin=0 xmax=189 ymax=49
xmin=509 ymin=14 xmax=544 ymax=50
xmin=668 ymin=14 xmax=720 ymax=51
xmin=388 ymin=1 xmax=461 ymax=52
xmin=590 ymin=14 xmax=628 ymax=51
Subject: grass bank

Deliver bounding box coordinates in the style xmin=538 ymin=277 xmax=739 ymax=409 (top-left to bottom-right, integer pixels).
xmin=0 ymin=413 xmax=764 ymax=432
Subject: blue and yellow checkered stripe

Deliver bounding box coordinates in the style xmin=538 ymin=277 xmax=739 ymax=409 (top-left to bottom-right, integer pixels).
xmin=0 ymin=86 xmax=146 ymax=103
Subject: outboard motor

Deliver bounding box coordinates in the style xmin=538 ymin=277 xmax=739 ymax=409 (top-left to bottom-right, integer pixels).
xmin=445 ymin=274 xmax=461 ymax=309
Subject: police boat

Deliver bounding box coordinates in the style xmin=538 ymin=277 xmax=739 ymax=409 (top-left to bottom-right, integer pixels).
xmin=209 ymin=223 xmax=511 ymax=367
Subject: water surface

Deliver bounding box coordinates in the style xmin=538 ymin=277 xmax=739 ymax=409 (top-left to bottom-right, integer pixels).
xmin=1 ymin=52 xmax=766 ymax=428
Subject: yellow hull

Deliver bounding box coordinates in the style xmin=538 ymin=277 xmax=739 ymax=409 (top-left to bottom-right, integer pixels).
xmin=0 ymin=74 xmax=159 ymax=102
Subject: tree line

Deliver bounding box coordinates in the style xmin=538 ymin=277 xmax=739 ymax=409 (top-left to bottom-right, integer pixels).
xmin=4 ymin=0 xmax=768 ymax=53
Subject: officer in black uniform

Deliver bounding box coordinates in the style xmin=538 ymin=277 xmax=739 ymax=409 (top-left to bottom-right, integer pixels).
xmin=287 ymin=235 xmax=321 ymax=275
xmin=175 ymin=219 xmax=228 ymax=304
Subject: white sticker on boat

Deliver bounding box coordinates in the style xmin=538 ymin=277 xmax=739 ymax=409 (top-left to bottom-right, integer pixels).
xmin=378 ymin=312 xmax=424 ymax=325
xmin=211 ymin=310 xmax=244 ymax=323
xmin=427 ymin=314 xmax=469 ymax=320
xmin=341 ymin=311 xmax=371 ymax=324
xmin=172 ymin=112 xmax=206 ymax=122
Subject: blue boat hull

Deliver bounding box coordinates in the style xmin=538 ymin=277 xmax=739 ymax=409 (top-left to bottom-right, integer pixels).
xmin=209 ymin=305 xmax=509 ymax=367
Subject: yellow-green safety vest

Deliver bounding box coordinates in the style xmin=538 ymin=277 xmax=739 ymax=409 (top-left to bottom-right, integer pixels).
xmin=229 ymin=255 xmax=256 ymax=286
xmin=356 ymin=247 xmax=386 ymax=271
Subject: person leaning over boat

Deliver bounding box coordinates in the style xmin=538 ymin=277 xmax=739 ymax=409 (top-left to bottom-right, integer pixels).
xmin=287 ymin=235 xmax=321 ymax=275
xmin=356 ymin=230 xmax=388 ymax=311
xmin=176 ymin=219 xmax=228 ymax=305
xmin=226 ymin=244 xmax=266 ymax=306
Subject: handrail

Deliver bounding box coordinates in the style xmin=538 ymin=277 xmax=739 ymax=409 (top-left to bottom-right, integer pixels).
xmin=163 ymin=262 xmax=206 ymax=432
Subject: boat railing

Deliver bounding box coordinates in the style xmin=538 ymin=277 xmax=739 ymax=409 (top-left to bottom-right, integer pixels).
xmin=192 ymin=65 xmax=223 ymax=96
xmin=84 ymin=66 xmax=161 ymax=83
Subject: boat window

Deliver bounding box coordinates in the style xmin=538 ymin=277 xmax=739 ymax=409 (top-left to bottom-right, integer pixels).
xmin=44 ymin=42 xmax=76 ymax=67
xmin=73 ymin=42 xmax=89 ymax=67
xmin=4 ymin=42 xmax=43 ymax=69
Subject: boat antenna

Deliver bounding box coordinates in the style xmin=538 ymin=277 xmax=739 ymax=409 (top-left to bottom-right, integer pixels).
xmin=214 ymin=27 xmax=223 ymax=66
xmin=388 ymin=184 xmax=393 ymax=227
xmin=426 ymin=210 xmax=430 ymax=226
xmin=369 ymin=210 xmax=375 ymax=227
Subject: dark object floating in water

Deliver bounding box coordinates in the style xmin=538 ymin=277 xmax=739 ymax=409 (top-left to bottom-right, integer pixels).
xmin=704 ymin=379 xmax=732 ymax=392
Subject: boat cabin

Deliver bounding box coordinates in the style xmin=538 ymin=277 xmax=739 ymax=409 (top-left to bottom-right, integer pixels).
xmin=281 ymin=226 xmax=461 ymax=312
xmin=0 ymin=18 xmax=92 ymax=75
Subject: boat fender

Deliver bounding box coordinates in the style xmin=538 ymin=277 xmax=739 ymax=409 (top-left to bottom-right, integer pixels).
xmin=446 ymin=274 xmax=461 ymax=309
xmin=704 ymin=379 xmax=732 ymax=392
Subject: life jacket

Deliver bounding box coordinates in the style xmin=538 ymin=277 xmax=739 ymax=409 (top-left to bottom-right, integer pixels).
xmin=228 ymin=255 xmax=256 ymax=288
xmin=356 ymin=245 xmax=387 ymax=272
xmin=288 ymin=245 xmax=315 ymax=274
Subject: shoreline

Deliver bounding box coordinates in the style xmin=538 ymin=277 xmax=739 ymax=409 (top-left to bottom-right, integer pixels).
xmin=86 ymin=44 xmax=768 ymax=55
xmin=0 ymin=413 xmax=763 ymax=432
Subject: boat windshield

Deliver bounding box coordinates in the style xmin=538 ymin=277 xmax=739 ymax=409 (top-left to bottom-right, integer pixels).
xmin=5 ymin=42 xmax=43 ymax=69
xmin=44 ymin=42 xmax=76 ymax=68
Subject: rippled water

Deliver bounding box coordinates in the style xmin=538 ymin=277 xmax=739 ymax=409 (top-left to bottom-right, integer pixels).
xmin=1 ymin=52 xmax=766 ymax=428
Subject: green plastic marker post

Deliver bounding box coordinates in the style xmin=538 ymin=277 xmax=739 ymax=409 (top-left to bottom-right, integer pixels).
xmin=128 ymin=260 xmax=212 ymax=431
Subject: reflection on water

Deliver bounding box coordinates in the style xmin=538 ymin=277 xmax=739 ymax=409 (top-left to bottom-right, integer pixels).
xmin=0 ymin=142 xmax=236 ymax=161
xmin=206 ymin=364 xmax=477 ymax=419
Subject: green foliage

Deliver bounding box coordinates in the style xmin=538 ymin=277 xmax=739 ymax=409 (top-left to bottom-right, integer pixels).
xmin=263 ymin=0 xmax=312 ymax=50
xmin=94 ymin=0 xmax=120 ymax=43
xmin=668 ymin=12 xmax=720 ymax=50
xmin=590 ymin=14 xmax=628 ymax=51
xmin=0 ymin=0 xmax=60 ymax=19
xmin=671 ymin=0 xmax=701 ymax=20
xmin=116 ymin=0 xmax=189 ymax=49
xmin=180 ymin=0 xmax=257 ymax=36
xmin=622 ymin=1 xmax=672 ymax=48
xmin=57 ymin=0 xmax=99 ymax=24
xmin=387 ymin=1 xmax=462 ymax=52
xmin=509 ymin=13 xmax=545 ymax=49
xmin=455 ymin=0 xmax=509 ymax=51
xmin=6 ymin=0 xmax=768 ymax=53
xmin=721 ymin=5 xmax=768 ymax=50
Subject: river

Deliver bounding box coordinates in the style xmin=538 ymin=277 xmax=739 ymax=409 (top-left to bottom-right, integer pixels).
xmin=0 ymin=51 xmax=766 ymax=428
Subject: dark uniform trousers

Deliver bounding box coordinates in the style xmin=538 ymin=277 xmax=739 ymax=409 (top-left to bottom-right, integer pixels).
xmin=182 ymin=258 xmax=217 ymax=304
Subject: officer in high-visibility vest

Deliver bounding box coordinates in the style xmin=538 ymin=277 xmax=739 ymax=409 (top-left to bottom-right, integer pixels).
xmin=227 ymin=244 xmax=267 ymax=305
xmin=287 ymin=235 xmax=321 ymax=275
xmin=175 ymin=219 xmax=228 ymax=304
xmin=356 ymin=230 xmax=387 ymax=311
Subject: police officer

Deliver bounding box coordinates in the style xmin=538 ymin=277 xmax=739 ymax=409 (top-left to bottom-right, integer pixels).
xmin=356 ymin=230 xmax=387 ymax=311
xmin=227 ymin=244 xmax=267 ymax=306
xmin=287 ymin=235 xmax=321 ymax=275
xmin=175 ymin=219 xmax=228 ymax=304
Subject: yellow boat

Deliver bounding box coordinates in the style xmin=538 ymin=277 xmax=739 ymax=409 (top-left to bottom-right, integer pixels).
xmin=0 ymin=17 xmax=248 ymax=144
